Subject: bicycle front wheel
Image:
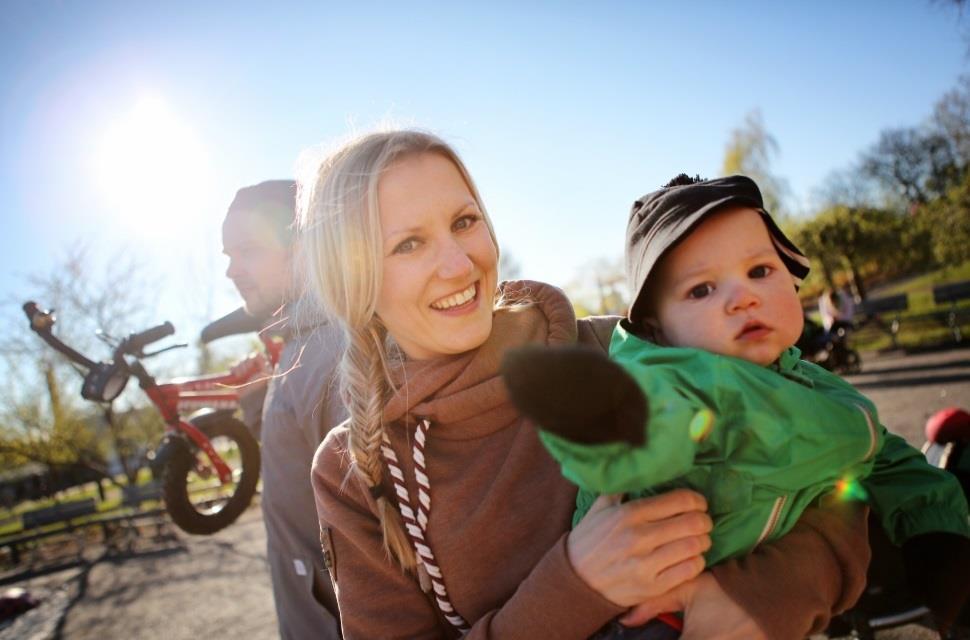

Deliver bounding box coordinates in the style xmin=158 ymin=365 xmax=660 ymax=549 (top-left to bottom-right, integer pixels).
xmin=163 ymin=416 xmax=260 ymax=535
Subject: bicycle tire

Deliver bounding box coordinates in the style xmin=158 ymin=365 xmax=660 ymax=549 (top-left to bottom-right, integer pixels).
xmin=162 ymin=416 xmax=260 ymax=535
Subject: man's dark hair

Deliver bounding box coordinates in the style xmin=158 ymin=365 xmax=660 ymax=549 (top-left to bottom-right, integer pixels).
xmin=225 ymin=180 xmax=297 ymax=246
xmin=662 ymin=173 xmax=706 ymax=188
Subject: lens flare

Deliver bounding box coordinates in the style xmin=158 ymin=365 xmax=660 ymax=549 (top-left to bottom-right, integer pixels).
xmin=835 ymin=476 xmax=869 ymax=502
xmin=689 ymin=408 xmax=715 ymax=442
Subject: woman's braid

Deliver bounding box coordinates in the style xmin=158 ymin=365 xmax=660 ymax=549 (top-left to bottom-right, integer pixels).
xmin=341 ymin=322 xmax=418 ymax=569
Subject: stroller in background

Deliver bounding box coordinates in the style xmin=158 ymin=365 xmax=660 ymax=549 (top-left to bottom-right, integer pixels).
xmin=796 ymin=314 xmax=862 ymax=374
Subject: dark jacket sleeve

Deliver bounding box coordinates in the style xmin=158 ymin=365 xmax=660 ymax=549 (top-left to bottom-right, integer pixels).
xmin=865 ymin=429 xmax=970 ymax=544
xmin=711 ymin=500 xmax=871 ymax=638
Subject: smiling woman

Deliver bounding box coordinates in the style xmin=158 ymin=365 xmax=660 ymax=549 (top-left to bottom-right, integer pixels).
xmin=375 ymin=152 xmax=499 ymax=360
xmin=91 ymin=94 xmax=210 ymax=234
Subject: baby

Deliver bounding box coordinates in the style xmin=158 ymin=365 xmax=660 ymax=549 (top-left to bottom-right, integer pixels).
xmin=502 ymin=174 xmax=970 ymax=636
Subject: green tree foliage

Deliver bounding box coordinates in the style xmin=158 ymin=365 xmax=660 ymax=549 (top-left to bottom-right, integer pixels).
xmin=0 ymin=361 xmax=102 ymax=473
xmin=722 ymin=110 xmax=790 ymax=216
xmin=919 ymin=171 xmax=970 ymax=265
xmin=799 ymin=74 xmax=970 ymax=293
xmin=792 ymin=206 xmax=909 ymax=299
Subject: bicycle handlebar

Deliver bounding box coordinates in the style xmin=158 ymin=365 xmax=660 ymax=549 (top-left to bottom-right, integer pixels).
xmin=200 ymin=306 xmax=265 ymax=344
xmin=23 ymin=301 xmax=99 ymax=369
xmin=24 ymin=300 xmax=175 ymax=365
xmin=125 ymin=322 xmax=175 ymax=355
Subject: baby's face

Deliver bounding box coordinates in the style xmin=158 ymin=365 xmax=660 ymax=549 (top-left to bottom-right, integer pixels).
xmin=646 ymin=206 xmax=804 ymax=366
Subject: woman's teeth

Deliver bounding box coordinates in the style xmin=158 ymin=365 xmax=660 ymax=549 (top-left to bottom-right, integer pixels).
xmin=431 ymin=284 xmax=476 ymax=310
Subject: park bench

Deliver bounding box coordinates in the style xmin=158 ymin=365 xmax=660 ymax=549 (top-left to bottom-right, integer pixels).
xmin=932 ymin=280 xmax=970 ymax=342
xmin=121 ymin=481 xmax=163 ymax=507
xmin=0 ymin=484 xmax=177 ymax=567
xmin=20 ymin=497 xmax=98 ymax=531
xmin=0 ymin=497 xmax=99 ymax=565
xmin=94 ymin=482 xmax=174 ymax=549
xmin=856 ymin=293 xmax=909 ymax=348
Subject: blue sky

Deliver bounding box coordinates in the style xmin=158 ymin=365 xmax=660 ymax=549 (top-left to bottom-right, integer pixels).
xmin=1 ymin=1 xmax=967 ymax=357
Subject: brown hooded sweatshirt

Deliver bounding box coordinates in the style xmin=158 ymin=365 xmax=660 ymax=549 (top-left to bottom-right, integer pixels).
xmin=312 ymin=281 xmax=869 ymax=640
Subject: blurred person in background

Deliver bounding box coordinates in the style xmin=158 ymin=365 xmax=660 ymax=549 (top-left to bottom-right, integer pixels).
xmin=818 ymin=284 xmax=856 ymax=335
xmin=222 ymin=180 xmax=344 ymax=639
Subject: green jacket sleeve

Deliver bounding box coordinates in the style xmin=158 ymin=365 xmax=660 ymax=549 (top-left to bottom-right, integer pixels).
xmin=542 ymin=342 xmax=879 ymax=499
xmin=864 ymin=429 xmax=970 ymax=545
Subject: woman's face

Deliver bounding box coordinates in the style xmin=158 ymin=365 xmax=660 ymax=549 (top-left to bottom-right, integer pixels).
xmin=375 ymin=152 xmax=499 ymax=360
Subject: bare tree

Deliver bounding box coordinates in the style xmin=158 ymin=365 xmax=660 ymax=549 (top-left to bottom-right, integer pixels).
xmin=722 ymin=110 xmax=791 ymax=216
xmin=0 ymin=247 xmax=164 ymax=486
xmin=499 ymin=251 xmax=523 ymax=282
xmin=566 ymin=257 xmax=629 ymax=317
xmin=933 ymin=74 xmax=970 ymax=171
xmin=860 ymin=127 xmax=960 ymax=206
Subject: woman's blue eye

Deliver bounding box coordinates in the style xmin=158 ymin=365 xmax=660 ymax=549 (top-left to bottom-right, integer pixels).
xmin=688 ymin=283 xmax=713 ymax=299
xmin=749 ymin=265 xmax=772 ymax=278
xmin=393 ymin=238 xmax=419 ymax=255
xmin=453 ymin=214 xmax=480 ymax=232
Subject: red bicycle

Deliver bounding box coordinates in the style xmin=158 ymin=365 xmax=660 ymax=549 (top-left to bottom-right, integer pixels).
xmin=23 ymin=302 xmax=279 ymax=535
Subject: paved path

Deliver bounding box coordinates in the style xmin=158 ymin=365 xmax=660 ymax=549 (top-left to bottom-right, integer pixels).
xmin=845 ymin=345 xmax=970 ymax=447
xmin=1 ymin=506 xmax=276 ymax=640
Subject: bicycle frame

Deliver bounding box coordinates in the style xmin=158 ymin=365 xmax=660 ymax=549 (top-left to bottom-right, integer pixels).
xmin=145 ymin=339 xmax=279 ymax=484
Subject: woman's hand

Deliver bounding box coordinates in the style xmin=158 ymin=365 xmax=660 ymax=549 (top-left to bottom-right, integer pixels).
xmin=566 ymin=490 xmax=712 ymax=608
xmin=620 ymin=573 xmax=768 ymax=640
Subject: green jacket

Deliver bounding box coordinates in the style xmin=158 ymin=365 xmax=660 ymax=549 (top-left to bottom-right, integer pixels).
xmin=542 ymin=324 xmax=970 ymax=566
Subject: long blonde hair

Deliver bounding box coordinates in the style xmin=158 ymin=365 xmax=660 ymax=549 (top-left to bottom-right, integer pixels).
xmin=299 ymin=130 xmax=499 ymax=569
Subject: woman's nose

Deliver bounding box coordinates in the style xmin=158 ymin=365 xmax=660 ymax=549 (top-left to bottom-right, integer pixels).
xmin=436 ymin=239 xmax=474 ymax=280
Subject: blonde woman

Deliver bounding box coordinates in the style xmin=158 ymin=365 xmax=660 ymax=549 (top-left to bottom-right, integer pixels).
xmin=303 ymin=130 xmax=870 ymax=639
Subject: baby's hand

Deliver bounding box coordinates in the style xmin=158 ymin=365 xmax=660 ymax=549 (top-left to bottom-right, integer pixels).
xmin=618 ymin=579 xmax=692 ymax=627
xmin=621 ymin=573 xmax=768 ymax=640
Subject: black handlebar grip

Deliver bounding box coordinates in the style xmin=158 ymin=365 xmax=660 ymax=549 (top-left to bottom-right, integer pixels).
xmin=127 ymin=321 xmax=175 ymax=353
xmin=200 ymin=306 xmax=265 ymax=344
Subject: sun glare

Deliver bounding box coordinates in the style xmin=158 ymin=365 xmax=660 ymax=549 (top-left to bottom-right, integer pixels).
xmin=93 ymin=94 xmax=211 ymax=237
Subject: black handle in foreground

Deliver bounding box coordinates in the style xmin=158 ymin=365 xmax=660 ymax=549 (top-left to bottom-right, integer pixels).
xmin=200 ymin=306 xmax=265 ymax=344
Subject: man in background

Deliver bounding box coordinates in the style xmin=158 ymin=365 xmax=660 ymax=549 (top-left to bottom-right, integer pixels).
xmin=222 ymin=180 xmax=344 ymax=639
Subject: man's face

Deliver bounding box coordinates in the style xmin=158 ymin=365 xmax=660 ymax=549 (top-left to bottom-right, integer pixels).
xmin=222 ymin=210 xmax=291 ymax=317
xmin=646 ymin=206 xmax=804 ymax=366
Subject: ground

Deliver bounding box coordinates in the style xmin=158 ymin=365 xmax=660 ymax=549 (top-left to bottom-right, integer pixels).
xmin=1 ymin=345 xmax=968 ymax=640
xmin=0 ymin=506 xmax=276 ymax=640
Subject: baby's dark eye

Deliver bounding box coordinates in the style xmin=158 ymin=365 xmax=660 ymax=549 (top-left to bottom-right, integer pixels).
xmin=687 ymin=283 xmax=714 ymax=299
xmin=749 ymin=265 xmax=773 ymax=278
